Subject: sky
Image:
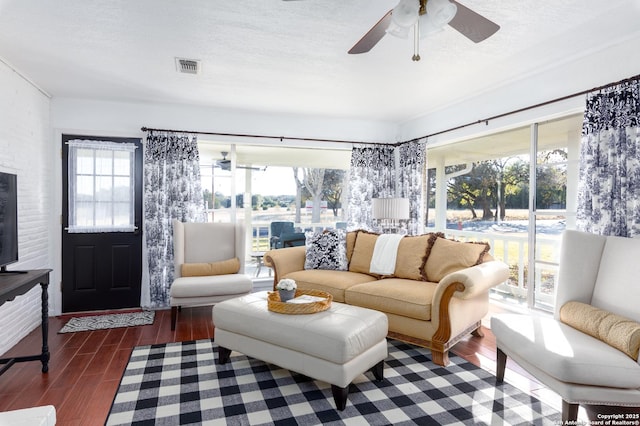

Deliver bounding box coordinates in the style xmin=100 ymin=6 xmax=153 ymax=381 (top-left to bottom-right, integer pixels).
xmin=203 ymin=166 xmax=298 ymax=197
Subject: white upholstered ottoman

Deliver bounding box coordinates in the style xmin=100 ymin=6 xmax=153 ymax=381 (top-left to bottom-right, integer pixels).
xmin=211 ymin=291 xmax=388 ymax=410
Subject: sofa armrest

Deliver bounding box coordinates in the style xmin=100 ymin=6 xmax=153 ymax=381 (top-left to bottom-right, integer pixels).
xmin=440 ymin=260 xmax=510 ymax=300
xmin=264 ymin=246 xmax=306 ymax=286
xmin=428 ymin=260 xmax=509 ymax=365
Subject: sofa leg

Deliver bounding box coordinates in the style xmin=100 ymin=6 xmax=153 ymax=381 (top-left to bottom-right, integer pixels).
xmin=331 ymin=384 xmax=349 ymax=411
xmin=431 ymin=349 xmax=450 ymax=366
xmin=171 ymin=306 xmax=178 ymax=331
xmin=496 ymin=348 xmax=506 ymax=383
xmin=562 ymin=400 xmax=579 ymax=423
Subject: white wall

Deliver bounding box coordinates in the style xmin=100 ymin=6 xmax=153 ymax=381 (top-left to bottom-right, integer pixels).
xmin=398 ymin=34 xmax=640 ymax=145
xmin=52 ymin=98 xmax=398 ymax=144
xmin=0 ymin=60 xmax=53 ymax=356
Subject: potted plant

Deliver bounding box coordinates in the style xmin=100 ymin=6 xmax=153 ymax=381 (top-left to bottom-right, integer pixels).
xmin=276 ymin=278 xmax=297 ymax=302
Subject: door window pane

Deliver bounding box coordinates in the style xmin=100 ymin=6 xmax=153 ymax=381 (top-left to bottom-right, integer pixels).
xmin=67 ymin=139 xmax=137 ymax=233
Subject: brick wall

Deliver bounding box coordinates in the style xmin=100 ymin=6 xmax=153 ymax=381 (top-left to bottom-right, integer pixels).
xmin=0 ymin=60 xmax=52 ymax=356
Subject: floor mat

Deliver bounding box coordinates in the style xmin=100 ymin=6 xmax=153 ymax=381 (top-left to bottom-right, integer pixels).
xmin=58 ymin=311 xmax=155 ymax=333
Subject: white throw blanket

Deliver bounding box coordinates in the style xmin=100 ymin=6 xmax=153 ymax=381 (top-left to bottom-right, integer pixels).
xmin=369 ymin=234 xmax=404 ymax=275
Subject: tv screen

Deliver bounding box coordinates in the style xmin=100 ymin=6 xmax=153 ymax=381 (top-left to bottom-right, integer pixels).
xmin=0 ymin=171 xmax=18 ymax=271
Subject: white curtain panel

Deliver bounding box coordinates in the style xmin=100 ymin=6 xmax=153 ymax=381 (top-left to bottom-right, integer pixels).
xmin=577 ymin=78 xmax=640 ymax=237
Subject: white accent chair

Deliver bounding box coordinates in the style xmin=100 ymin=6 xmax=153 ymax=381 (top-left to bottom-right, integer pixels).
xmin=491 ymin=230 xmax=640 ymax=422
xmin=170 ymin=220 xmax=252 ymax=330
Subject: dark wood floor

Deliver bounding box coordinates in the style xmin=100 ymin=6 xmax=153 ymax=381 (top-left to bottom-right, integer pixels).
xmin=0 ymin=305 xmax=556 ymax=425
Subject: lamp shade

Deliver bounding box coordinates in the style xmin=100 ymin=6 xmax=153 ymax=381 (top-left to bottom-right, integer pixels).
xmin=372 ymin=198 xmax=410 ymax=220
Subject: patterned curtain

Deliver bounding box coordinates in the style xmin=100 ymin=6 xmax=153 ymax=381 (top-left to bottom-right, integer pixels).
xmin=347 ymin=142 xmax=427 ymax=234
xmin=398 ymin=139 xmax=427 ymax=235
xmin=577 ymin=78 xmax=640 ymax=237
xmin=347 ymin=145 xmax=396 ymax=231
xmin=143 ymin=131 xmax=205 ymax=308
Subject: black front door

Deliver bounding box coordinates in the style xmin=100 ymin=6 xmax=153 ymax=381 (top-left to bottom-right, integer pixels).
xmin=61 ymin=134 xmax=143 ymax=312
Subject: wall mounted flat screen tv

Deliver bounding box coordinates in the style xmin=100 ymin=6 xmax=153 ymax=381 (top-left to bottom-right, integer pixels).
xmin=0 ymin=171 xmax=18 ymax=272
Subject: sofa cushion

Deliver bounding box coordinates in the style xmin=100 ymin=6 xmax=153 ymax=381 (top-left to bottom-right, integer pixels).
xmin=171 ymin=274 xmax=252 ymax=298
xmin=424 ymin=237 xmax=490 ymax=282
xmin=492 ymin=314 xmax=640 ymax=389
xmin=181 ymin=257 xmax=240 ymax=277
xmin=304 ymin=229 xmax=348 ymax=271
xmin=283 ymin=269 xmax=377 ymax=303
xmin=348 ymin=231 xmax=380 ymax=277
xmin=345 ymin=279 xmax=437 ymax=321
xmin=560 ymin=301 xmax=640 ymax=360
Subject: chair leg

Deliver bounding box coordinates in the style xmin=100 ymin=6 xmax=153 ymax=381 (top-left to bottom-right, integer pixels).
xmin=496 ymin=348 xmax=507 ymax=383
xmin=171 ymin=306 xmax=178 ymax=331
xmin=471 ymin=325 xmax=485 ymax=338
xmin=562 ymin=400 xmax=579 ymax=423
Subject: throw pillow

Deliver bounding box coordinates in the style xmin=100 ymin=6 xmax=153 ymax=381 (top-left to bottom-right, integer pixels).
xmin=348 ymin=231 xmax=380 ymax=276
xmin=392 ymin=233 xmax=441 ymax=281
xmin=560 ymin=301 xmax=640 ymax=360
xmin=304 ymin=229 xmax=348 ymax=271
xmin=181 ymin=257 xmax=240 ymax=277
xmin=423 ymin=237 xmax=490 ymax=282
xmin=346 ymin=231 xmax=357 ymax=263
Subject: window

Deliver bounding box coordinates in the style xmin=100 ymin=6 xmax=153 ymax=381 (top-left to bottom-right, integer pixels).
xmin=67 ymin=139 xmax=137 ymax=233
xmin=426 ymin=113 xmax=582 ymax=311
xmin=198 ymin=142 xmax=350 ymax=254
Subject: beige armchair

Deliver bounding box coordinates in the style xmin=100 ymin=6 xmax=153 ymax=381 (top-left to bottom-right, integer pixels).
xmin=170 ymin=220 xmax=252 ymax=330
xmin=491 ymin=230 xmax=640 ymax=422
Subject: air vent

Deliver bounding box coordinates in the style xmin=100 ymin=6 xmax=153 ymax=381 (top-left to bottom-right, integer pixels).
xmin=175 ymin=58 xmax=201 ymax=75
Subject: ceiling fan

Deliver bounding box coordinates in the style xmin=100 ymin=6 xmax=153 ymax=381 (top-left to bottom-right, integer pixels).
xmin=215 ymin=152 xmax=264 ymax=171
xmin=347 ymin=0 xmax=500 ymax=61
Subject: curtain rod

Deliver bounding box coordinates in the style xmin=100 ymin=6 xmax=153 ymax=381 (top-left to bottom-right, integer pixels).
xmin=142 ymin=73 xmax=640 ymax=147
xmin=419 ymin=73 xmax=640 ymax=140
xmin=139 ymin=126 xmax=386 ymax=146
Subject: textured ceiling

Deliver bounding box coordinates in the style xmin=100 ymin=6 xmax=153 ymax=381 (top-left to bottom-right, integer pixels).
xmin=0 ymin=0 xmax=638 ymax=122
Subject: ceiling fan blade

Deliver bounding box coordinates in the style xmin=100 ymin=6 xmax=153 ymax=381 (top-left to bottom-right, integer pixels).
xmin=448 ymin=0 xmax=500 ymax=43
xmin=348 ymin=10 xmax=393 ymax=54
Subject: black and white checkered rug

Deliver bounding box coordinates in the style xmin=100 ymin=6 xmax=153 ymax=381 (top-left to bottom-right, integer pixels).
xmin=106 ymin=339 xmax=560 ymax=425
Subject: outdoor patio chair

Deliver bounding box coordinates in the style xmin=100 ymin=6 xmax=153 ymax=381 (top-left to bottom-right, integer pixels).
xmin=280 ymin=232 xmax=306 ymax=247
xmin=270 ymin=221 xmax=295 ymax=249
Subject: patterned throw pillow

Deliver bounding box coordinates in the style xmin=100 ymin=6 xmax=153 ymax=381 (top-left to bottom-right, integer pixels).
xmin=304 ymin=229 xmax=348 ymax=271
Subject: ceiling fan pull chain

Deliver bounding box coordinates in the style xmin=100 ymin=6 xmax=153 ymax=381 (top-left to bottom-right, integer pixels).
xmin=412 ymin=19 xmax=421 ymax=61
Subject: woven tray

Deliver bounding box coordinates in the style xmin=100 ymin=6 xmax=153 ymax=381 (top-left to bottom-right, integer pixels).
xmin=267 ymin=289 xmax=332 ymax=315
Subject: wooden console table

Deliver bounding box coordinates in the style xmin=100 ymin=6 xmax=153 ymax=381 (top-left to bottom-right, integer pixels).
xmin=0 ymin=269 xmax=51 ymax=376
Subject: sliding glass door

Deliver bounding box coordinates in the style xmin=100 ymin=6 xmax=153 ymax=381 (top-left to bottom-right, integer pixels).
xmin=426 ymin=113 xmax=581 ymax=311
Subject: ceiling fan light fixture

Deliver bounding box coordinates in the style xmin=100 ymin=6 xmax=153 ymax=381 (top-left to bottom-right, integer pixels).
xmin=418 ymin=13 xmax=445 ymax=38
xmin=426 ymin=0 xmax=457 ymax=27
xmin=386 ymin=0 xmax=419 ymax=38
xmin=386 ymin=20 xmax=411 ymax=38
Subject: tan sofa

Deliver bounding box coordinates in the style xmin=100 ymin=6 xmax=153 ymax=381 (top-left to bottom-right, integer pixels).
xmin=264 ymin=230 xmax=509 ymax=366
